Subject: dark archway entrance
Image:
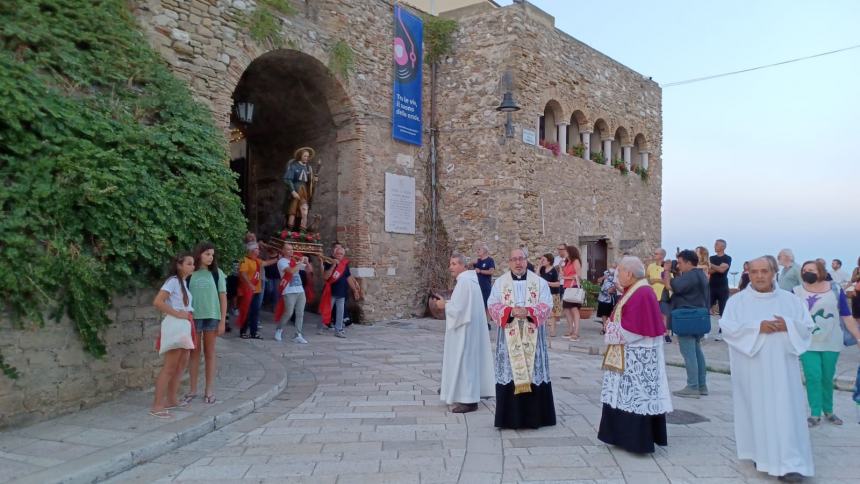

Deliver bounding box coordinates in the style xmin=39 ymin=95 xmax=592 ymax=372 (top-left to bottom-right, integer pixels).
xmin=229 ymin=50 xmax=354 ymax=244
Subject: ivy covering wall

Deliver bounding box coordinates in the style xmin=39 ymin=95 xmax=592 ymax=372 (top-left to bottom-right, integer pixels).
xmin=0 ymin=0 xmax=246 ymax=377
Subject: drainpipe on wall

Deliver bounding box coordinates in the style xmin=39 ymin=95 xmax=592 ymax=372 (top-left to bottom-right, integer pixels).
xmin=429 ymin=61 xmax=438 ymax=251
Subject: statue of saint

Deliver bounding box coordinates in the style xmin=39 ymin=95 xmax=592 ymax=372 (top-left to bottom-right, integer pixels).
xmin=283 ymin=147 xmax=319 ymax=230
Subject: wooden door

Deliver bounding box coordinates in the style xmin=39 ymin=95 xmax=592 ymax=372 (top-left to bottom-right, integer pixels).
xmin=585 ymin=239 xmax=608 ymax=282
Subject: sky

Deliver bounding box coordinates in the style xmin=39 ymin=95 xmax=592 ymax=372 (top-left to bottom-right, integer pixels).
xmin=496 ymin=0 xmax=860 ymax=284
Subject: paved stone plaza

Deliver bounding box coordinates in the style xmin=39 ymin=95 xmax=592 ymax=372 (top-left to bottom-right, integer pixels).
xmin=5 ymin=314 xmax=860 ymax=483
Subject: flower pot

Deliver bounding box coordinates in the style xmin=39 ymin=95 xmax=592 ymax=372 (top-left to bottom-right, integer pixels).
xmin=579 ymin=307 xmax=595 ymax=320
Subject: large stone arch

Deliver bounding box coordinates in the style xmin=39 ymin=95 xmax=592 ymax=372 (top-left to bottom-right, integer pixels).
xmin=229 ymin=49 xmax=363 ymax=260
xmin=590 ymin=117 xmax=610 ymax=159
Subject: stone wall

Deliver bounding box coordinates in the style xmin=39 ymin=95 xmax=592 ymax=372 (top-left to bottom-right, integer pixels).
xmin=133 ymin=0 xmax=435 ymax=319
xmin=0 ymin=290 xmax=161 ymax=429
xmin=130 ymin=0 xmax=662 ymax=317
xmin=435 ymin=2 xmax=662 ymax=266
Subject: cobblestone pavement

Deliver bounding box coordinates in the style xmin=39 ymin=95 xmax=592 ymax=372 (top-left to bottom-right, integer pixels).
xmin=106 ymin=314 xmax=860 ymax=483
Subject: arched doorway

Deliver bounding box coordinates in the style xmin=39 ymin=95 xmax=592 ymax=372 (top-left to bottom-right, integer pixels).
xmin=229 ymin=49 xmax=356 ymax=245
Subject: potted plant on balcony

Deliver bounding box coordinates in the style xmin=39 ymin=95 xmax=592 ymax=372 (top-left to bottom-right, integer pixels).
xmin=611 ymin=158 xmax=628 ymax=175
xmin=633 ymin=165 xmax=649 ymax=182
xmin=589 ymin=150 xmax=606 ymax=165
xmin=579 ymin=280 xmax=600 ymax=320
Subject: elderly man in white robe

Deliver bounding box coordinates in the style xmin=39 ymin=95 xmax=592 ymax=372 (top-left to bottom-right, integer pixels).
xmin=720 ymin=257 xmax=815 ymax=483
xmin=432 ymin=253 xmax=495 ymax=413
xmin=487 ymin=247 xmax=556 ymax=429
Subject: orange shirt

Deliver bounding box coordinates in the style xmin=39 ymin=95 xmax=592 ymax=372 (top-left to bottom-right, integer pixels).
xmin=240 ymin=256 xmax=262 ymax=293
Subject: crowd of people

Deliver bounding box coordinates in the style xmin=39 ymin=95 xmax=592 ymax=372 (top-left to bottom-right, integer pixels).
xmin=148 ymin=234 xmax=361 ymax=419
xmin=438 ymin=240 xmax=860 ymax=483
xmin=147 ymin=232 xmax=860 ymax=482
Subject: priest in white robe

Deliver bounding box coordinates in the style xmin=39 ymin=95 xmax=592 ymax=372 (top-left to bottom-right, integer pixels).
xmin=487 ymin=248 xmax=556 ymax=429
xmin=720 ymin=257 xmax=815 ymax=482
xmin=433 ymin=253 xmax=495 ymax=413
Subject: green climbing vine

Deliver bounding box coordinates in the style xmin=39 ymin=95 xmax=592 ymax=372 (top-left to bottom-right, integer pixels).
xmin=328 ymin=40 xmax=355 ymax=80
xmin=244 ymin=0 xmax=296 ymax=48
xmin=0 ymin=0 xmax=246 ymax=379
xmin=423 ymin=16 xmax=458 ymax=65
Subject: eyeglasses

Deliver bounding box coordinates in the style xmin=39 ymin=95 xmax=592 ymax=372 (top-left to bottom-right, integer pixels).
xmin=509 ymin=257 xmax=526 ymax=262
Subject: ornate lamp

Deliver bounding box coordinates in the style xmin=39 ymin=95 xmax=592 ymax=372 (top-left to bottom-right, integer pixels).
xmin=234 ymin=101 xmax=255 ymax=124
xmin=496 ymin=91 xmax=520 ymax=138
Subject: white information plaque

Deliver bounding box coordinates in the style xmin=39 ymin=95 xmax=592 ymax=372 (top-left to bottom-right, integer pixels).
xmin=522 ymin=128 xmax=537 ymax=145
xmin=384 ymin=172 xmax=415 ymax=234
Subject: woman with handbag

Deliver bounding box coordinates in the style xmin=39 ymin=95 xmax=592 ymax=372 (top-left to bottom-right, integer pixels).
xmin=669 ymin=249 xmax=711 ymax=398
xmin=560 ymin=245 xmax=583 ymax=341
xmin=150 ymin=252 xmax=197 ymax=418
xmin=598 ymin=256 xmax=672 ymax=454
xmin=793 ymin=260 xmax=860 ymax=427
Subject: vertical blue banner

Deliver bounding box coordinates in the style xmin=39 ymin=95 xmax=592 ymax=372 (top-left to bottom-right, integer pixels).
xmin=392 ymin=5 xmax=423 ymax=146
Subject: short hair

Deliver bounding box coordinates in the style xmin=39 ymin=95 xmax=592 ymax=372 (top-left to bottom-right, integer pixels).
xmin=677 ymin=249 xmax=698 ymax=266
xmin=801 ymin=260 xmax=827 ymax=282
xmin=833 ymin=259 xmax=842 ymax=267
xmin=715 ymin=238 xmax=727 ymax=246
xmin=778 ymin=248 xmax=795 ymax=262
xmin=519 ymin=245 xmax=529 ymax=258
xmin=763 ymin=255 xmax=779 ymax=273
xmin=618 ymin=256 xmax=646 ymax=279
xmin=655 ymin=248 xmax=667 ymax=258
xmin=474 ymin=241 xmax=489 ymax=252
xmin=510 ymin=247 xmax=526 ymax=259
xmin=542 ymin=253 xmax=554 ymax=265
xmin=450 ymin=252 xmax=467 ymax=266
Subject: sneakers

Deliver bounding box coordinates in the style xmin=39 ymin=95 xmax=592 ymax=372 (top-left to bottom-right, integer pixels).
xmin=807 ymin=416 xmax=821 ymax=427
xmin=293 ymin=334 xmax=308 ymax=344
xmin=274 ymin=328 xmax=283 ymax=342
xmin=699 ymin=385 xmax=709 ymax=396
xmin=334 ymin=331 xmax=347 ymax=339
xmin=672 ymin=387 xmax=701 ymax=399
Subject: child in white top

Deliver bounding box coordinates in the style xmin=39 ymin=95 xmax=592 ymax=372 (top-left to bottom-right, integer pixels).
xmin=150 ymin=252 xmax=195 ymax=418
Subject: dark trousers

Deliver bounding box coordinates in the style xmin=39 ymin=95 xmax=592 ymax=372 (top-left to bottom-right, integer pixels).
xmin=710 ymin=286 xmax=729 ymax=316
xmin=242 ymin=293 xmax=262 ymax=336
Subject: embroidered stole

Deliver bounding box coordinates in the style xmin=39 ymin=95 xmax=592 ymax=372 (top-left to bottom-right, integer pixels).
xmin=499 ymin=272 xmax=541 ymax=394
xmin=603 ymin=279 xmax=649 ymax=373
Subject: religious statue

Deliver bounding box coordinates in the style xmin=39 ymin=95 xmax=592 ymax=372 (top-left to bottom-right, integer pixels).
xmin=283 ymin=147 xmax=319 ymax=230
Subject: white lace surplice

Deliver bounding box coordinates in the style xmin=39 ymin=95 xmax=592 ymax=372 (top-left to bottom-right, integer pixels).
xmin=489 ymin=277 xmax=553 ymax=386
xmin=600 ymin=326 xmax=673 ymax=416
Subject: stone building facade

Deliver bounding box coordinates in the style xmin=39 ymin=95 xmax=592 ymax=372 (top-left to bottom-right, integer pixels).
xmin=132 ymin=0 xmax=661 ymax=314
xmin=0 ymin=0 xmax=662 ymax=427
xmin=436 ymin=2 xmax=661 ymax=278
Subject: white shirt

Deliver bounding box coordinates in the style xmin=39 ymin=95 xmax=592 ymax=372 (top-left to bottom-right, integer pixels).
xmin=159 ymin=276 xmax=193 ymax=312
xmin=277 ymin=257 xmax=304 ymax=295
xmin=829 ymin=268 xmax=850 ymax=288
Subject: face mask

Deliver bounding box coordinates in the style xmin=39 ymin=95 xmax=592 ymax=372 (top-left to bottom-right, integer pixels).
xmin=801 ymin=272 xmax=818 ymax=284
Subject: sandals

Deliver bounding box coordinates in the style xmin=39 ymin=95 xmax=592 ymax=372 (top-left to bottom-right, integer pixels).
xmin=182 ymin=394 xmax=197 ymax=405
xmin=149 ymin=409 xmax=172 ymax=419
xmin=825 ymin=413 xmax=843 ymax=425
xmin=204 ymin=394 xmax=217 ymax=404
xmin=807 ymin=416 xmax=821 ymax=427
